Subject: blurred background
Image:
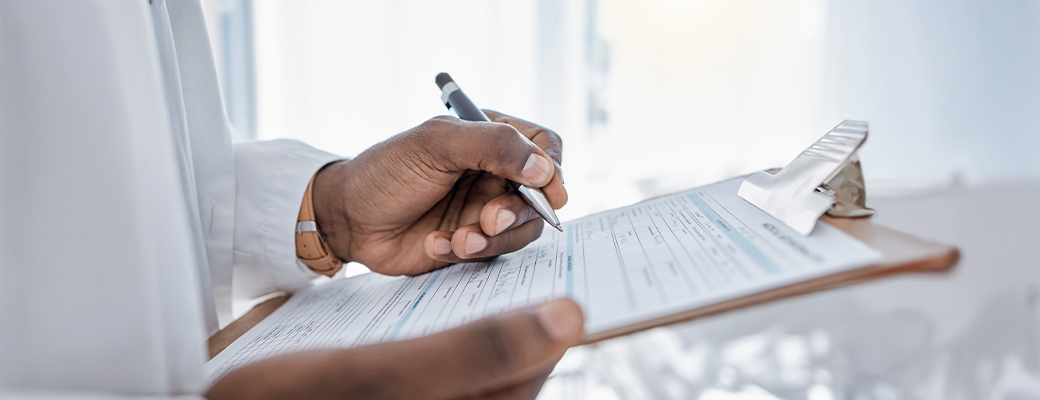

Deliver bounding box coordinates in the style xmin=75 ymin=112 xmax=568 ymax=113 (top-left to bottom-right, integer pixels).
xmin=202 ymin=1 xmax=1039 ymax=399
xmin=202 ymin=0 xmax=1039 ymax=221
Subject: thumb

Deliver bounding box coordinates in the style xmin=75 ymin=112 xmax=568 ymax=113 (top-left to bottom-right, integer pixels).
xmin=205 ymin=298 xmax=584 ymax=400
xmin=386 ymin=298 xmax=584 ymax=399
xmin=415 ymin=116 xmax=556 ymax=187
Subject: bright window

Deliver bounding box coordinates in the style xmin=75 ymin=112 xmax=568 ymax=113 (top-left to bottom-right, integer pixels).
xmin=206 ymin=0 xmax=1040 ymax=221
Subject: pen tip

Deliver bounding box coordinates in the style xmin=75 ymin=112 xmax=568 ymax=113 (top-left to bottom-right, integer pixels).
xmin=555 ymin=223 xmax=563 ymax=232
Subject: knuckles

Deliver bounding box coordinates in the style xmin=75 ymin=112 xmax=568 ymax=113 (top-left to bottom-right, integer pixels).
xmin=395 ymin=116 xmax=460 ymax=164
xmin=421 ymin=115 xmax=459 ymax=130
xmin=403 ymin=115 xmax=552 ymax=178
xmin=486 ymin=123 xmax=525 ymax=150
xmin=538 ymin=129 xmax=564 ymax=163
xmin=484 ymin=124 xmax=532 ymax=169
xmin=412 ymin=116 xmax=458 ymax=143
xmin=541 ymin=128 xmax=562 ymax=147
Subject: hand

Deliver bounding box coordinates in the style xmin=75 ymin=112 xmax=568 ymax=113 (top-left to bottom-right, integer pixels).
xmin=312 ymin=110 xmax=566 ymax=275
xmin=206 ymin=298 xmax=584 ymax=400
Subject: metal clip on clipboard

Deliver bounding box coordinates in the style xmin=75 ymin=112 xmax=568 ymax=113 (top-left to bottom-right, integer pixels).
xmin=738 ymin=120 xmax=875 ymax=236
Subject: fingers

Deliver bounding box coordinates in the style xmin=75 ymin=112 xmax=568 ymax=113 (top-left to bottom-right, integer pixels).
xmin=541 ymin=162 xmax=567 ymax=209
xmin=452 ymin=218 xmax=543 ymax=259
xmin=483 ymin=110 xmax=563 ymax=166
xmin=416 ymin=116 xmax=556 ymax=188
xmin=481 ymin=110 xmax=567 ymax=209
xmin=424 ymin=219 xmax=544 ymax=262
xmin=480 ymin=192 xmax=539 ymax=236
xmin=470 ymin=176 xmax=565 ymax=233
xmin=422 ymin=189 xmax=559 ymax=263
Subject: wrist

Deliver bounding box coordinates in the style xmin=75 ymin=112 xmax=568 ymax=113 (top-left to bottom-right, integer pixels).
xmin=311 ymin=160 xmax=354 ymax=265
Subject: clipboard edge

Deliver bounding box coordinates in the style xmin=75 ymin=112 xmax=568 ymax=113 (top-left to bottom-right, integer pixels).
xmin=578 ymin=216 xmax=959 ymax=345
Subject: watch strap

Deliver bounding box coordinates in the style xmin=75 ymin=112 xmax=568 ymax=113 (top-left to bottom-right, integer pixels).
xmin=296 ymin=175 xmax=343 ymax=277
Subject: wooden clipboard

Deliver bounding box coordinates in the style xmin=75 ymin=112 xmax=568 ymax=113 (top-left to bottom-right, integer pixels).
xmin=208 ymin=215 xmax=958 ymax=358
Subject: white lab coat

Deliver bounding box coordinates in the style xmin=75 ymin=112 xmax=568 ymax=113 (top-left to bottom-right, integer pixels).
xmin=0 ymin=0 xmax=339 ymax=397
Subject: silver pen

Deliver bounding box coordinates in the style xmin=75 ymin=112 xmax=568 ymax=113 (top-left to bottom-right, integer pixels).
xmin=435 ymin=72 xmax=563 ymax=232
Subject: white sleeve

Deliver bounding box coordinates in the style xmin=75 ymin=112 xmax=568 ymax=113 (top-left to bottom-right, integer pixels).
xmin=231 ymin=139 xmax=343 ymax=302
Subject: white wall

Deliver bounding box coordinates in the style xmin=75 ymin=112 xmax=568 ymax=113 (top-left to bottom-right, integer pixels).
xmin=219 ymin=0 xmax=1039 ymax=220
xmin=252 ymin=0 xmax=540 ymax=156
xmin=823 ymin=0 xmax=1040 ymax=191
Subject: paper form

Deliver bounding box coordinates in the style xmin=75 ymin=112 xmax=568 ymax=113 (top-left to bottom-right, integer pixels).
xmin=205 ymin=178 xmax=881 ymax=382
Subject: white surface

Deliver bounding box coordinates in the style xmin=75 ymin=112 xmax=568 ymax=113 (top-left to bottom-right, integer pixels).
xmin=205 ymin=178 xmax=880 ymax=382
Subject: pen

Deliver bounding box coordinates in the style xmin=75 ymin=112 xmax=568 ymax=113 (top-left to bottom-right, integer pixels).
xmin=435 ymin=72 xmax=563 ymax=232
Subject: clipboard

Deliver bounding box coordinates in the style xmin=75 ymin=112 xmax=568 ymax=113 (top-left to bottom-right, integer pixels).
xmin=208 ymin=121 xmax=960 ymax=357
xmin=584 ymin=120 xmax=960 ymax=343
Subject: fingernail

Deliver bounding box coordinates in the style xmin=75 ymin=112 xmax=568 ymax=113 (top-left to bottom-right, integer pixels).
xmin=434 ymin=237 xmax=452 ymax=255
xmin=536 ymin=300 xmax=581 ymax=341
xmin=495 ymin=209 xmax=516 ymax=235
xmin=465 ymin=232 xmax=487 ymax=255
xmin=522 ymin=154 xmax=552 ymax=186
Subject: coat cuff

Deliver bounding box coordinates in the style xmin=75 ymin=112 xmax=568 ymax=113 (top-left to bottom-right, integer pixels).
xmin=231 ymin=139 xmax=342 ymax=302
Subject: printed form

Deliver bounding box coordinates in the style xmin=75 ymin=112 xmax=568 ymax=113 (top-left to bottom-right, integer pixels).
xmin=206 ymin=178 xmax=881 ymax=381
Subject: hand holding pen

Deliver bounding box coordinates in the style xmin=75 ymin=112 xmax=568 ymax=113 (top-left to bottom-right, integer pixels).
xmin=308 ymin=88 xmax=567 ymax=273
xmin=436 ymin=73 xmax=563 ymax=231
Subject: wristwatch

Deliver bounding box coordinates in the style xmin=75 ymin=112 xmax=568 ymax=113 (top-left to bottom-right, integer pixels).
xmin=296 ymin=175 xmax=343 ymax=277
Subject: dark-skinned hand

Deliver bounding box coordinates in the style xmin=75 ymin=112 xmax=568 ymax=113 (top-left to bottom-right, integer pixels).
xmin=207 ymin=298 xmax=584 ymax=400
xmin=311 ymin=110 xmax=566 ymax=275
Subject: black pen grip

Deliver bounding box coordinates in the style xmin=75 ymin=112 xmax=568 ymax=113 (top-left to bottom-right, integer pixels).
xmin=446 ymin=90 xmax=490 ymax=122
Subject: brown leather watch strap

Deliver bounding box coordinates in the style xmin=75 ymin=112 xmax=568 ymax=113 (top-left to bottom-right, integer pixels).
xmin=296 ymin=175 xmax=343 ymax=277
